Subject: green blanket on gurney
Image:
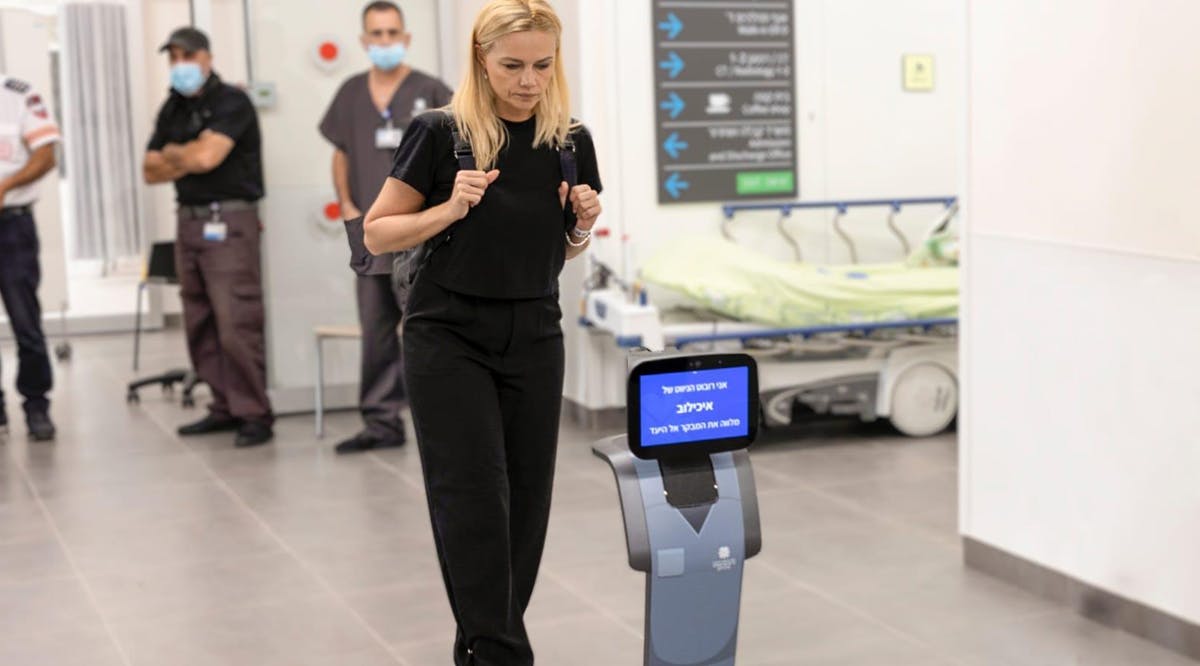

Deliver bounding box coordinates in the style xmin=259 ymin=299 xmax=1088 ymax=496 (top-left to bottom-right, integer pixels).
xmin=639 ymin=237 xmax=958 ymax=327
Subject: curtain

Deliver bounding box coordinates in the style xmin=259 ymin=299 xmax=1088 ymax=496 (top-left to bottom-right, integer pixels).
xmin=61 ymin=2 xmax=142 ymax=263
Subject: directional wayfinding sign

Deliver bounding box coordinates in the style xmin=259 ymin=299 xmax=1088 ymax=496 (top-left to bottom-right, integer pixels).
xmin=652 ymin=0 xmax=798 ymax=204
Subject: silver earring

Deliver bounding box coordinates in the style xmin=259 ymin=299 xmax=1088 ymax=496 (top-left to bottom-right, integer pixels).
xmin=483 ymin=72 xmax=489 ymax=80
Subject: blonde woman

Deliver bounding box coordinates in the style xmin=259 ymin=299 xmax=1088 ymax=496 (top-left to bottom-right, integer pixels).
xmin=363 ymin=0 xmax=601 ymax=663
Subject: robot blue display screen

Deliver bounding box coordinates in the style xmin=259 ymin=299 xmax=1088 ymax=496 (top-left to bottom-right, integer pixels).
xmin=626 ymin=353 xmax=758 ymax=459
xmin=639 ymin=366 xmax=751 ymax=447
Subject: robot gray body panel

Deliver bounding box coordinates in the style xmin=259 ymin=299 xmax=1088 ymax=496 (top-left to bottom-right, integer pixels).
xmin=594 ymin=436 xmax=761 ymax=665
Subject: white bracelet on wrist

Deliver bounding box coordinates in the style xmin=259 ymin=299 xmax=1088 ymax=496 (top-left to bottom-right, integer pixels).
xmin=569 ymin=226 xmax=591 ymax=239
xmin=565 ymin=231 xmax=591 ymax=247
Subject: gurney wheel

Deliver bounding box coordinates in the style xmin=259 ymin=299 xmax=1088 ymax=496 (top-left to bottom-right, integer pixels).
xmin=889 ymin=362 xmax=957 ymax=437
xmin=55 ymin=343 xmax=72 ymax=362
xmin=126 ymin=390 xmax=140 ymax=405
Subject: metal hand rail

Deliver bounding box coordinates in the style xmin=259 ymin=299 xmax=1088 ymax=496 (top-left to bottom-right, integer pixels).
xmin=721 ymin=197 xmax=958 ymax=261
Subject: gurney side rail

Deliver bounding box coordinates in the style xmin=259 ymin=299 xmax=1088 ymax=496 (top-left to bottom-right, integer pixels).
xmin=669 ymin=317 xmax=958 ymax=348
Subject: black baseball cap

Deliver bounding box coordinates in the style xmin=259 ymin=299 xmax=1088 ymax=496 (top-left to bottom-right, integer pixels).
xmin=159 ymin=27 xmax=210 ymax=53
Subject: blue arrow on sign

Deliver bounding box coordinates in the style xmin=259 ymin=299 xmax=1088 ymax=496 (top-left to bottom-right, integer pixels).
xmin=658 ymin=51 xmax=685 ymax=79
xmin=664 ymin=172 xmax=690 ymax=199
xmin=663 ymin=132 xmax=689 ymax=159
xmin=658 ymin=12 xmax=683 ymax=40
xmin=659 ymin=92 xmax=685 ymax=119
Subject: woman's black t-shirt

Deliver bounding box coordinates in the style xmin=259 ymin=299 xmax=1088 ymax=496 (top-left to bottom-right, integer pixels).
xmin=389 ymin=111 xmax=603 ymax=299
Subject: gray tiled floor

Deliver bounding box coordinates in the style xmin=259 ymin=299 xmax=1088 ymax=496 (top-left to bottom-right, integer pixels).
xmin=0 ymin=331 xmax=1196 ymax=666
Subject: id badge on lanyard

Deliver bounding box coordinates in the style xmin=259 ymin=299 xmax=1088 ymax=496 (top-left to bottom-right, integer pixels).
xmin=203 ymin=203 xmax=228 ymax=242
xmin=375 ymin=108 xmax=403 ymax=150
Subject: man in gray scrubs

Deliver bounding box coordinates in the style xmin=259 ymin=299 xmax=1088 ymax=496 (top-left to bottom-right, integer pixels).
xmin=319 ymin=0 xmax=452 ymax=454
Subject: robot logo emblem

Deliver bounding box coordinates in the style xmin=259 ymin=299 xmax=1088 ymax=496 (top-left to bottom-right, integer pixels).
xmin=713 ymin=546 xmax=736 ymax=572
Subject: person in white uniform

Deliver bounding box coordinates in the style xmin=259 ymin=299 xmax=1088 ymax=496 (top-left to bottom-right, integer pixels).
xmin=0 ymin=74 xmax=60 ymax=441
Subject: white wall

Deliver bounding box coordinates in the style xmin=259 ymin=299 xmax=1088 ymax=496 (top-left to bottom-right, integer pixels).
xmin=821 ymin=0 xmax=961 ymax=261
xmin=962 ymin=0 xmax=1200 ymax=625
xmin=568 ymin=0 xmax=963 ymax=409
xmin=966 ymin=2 xmax=1200 ymax=261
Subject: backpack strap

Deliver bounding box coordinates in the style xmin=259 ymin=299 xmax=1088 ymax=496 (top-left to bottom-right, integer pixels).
xmin=559 ymin=131 xmax=578 ymax=188
xmin=560 ymin=130 xmax=583 ymax=231
xmin=447 ymin=111 xmax=477 ymax=172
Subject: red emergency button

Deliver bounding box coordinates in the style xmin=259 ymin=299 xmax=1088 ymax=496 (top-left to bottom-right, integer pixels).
xmin=323 ymin=202 xmax=342 ymax=220
xmin=312 ymin=35 xmax=344 ymax=72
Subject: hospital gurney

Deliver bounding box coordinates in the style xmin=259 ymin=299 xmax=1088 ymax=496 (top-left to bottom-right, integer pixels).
xmin=581 ymin=197 xmax=959 ymax=437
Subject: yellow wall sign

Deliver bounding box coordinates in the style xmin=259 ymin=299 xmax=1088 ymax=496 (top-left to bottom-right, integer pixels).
xmin=903 ymin=54 xmax=935 ymax=92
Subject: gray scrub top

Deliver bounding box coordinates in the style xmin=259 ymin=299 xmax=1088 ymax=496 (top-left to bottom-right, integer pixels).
xmin=319 ymin=69 xmax=453 ymax=275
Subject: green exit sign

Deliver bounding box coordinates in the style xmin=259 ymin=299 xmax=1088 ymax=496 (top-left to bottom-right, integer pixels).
xmin=736 ymin=171 xmax=796 ymax=196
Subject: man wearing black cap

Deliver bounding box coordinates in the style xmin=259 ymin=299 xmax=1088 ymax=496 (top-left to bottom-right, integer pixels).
xmin=143 ymin=27 xmax=274 ymax=448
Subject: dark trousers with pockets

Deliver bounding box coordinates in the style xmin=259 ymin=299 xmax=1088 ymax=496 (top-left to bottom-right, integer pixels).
xmin=403 ymin=276 xmax=564 ymax=666
xmin=176 ymin=207 xmax=273 ymax=424
xmin=356 ymin=273 xmax=406 ymax=439
xmin=0 ymin=210 xmax=52 ymax=416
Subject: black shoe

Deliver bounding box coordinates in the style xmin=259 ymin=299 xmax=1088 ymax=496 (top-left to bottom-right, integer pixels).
xmin=235 ymin=421 xmax=274 ymax=448
xmin=27 ymin=412 xmax=56 ymax=442
xmin=334 ymin=431 xmax=405 ymax=455
xmin=178 ymin=414 xmax=240 ymax=436
xmin=0 ymin=406 xmax=8 ymax=435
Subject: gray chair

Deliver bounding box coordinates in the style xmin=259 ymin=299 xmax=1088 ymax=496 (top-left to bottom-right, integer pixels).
xmin=126 ymin=241 xmax=201 ymax=406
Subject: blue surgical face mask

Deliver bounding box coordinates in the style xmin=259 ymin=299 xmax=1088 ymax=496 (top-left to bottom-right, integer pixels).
xmin=170 ymin=62 xmax=206 ymax=96
xmin=368 ymin=43 xmax=407 ymax=72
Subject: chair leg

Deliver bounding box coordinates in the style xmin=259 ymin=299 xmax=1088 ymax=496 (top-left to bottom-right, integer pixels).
xmin=315 ymin=336 xmax=325 ymax=438
xmin=133 ymin=283 xmax=146 ymax=372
